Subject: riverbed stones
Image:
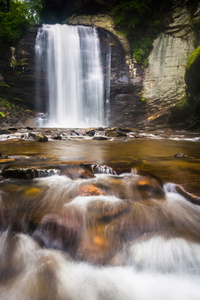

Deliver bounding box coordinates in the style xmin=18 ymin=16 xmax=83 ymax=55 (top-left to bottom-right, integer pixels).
xmin=52 ymin=134 xmax=62 ymax=140
xmin=28 ymin=132 xmax=48 ymax=142
xmin=32 ymin=212 xmax=83 ymax=253
xmin=2 ymin=167 xmax=60 ymax=180
xmin=174 ymin=152 xmax=188 ymax=158
xmin=92 ymin=136 xmax=108 ymax=140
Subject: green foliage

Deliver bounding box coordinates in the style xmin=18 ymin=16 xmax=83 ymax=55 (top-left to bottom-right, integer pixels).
xmin=0 ymin=111 xmax=5 ymax=117
xmin=0 ymin=82 xmax=10 ymax=88
xmin=113 ymin=0 xmax=151 ymax=30
xmin=112 ymin=0 xmax=172 ymax=64
xmin=14 ymin=97 xmax=25 ymax=102
xmin=22 ymin=0 xmax=43 ymax=24
xmin=132 ymin=37 xmax=153 ymax=64
xmin=0 ymin=0 xmax=42 ymax=46
xmin=0 ymin=0 xmax=29 ymax=45
xmin=185 ymin=46 xmax=200 ymax=112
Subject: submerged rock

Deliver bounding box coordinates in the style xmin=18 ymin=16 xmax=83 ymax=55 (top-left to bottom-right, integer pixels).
xmin=174 ymin=152 xmax=188 ymax=158
xmin=28 ymin=132 xmax=48 ymax=142
xmin=52 ymin=135 xmax=62 ymax=140
xmin=61 ymin=165 xmax=94 ymax=179
xmin=106 ymin=128 xmax=127 ymax=138
xmin=32 ymin=211 xmax=83 ymax=253
xmin=78 ymin=184 xmax=105 ymax=196
xmin=36 ymin=134 xmax=48 ymax=142
xmin=0 ymin=129 xmax=11 ymax=135
xmin=91 ymin=164 xmax=117 ymax=175
xmin=2 ymin=167 xmax=60 ymax=179
xmin=85 ymin=129 xmax=95 ymax=136
xmin=92 ymin=136 xmax=108 ymax=140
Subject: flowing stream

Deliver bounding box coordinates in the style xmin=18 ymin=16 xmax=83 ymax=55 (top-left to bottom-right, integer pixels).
xmin=35 ymin=24 xmax=107 ymax=127
xmin=0 ymin=129 xmax=200 ymax=299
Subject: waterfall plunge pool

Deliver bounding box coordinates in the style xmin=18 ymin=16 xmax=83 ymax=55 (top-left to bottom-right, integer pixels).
xmin=0 ymin=129 xmax=200 ymax=300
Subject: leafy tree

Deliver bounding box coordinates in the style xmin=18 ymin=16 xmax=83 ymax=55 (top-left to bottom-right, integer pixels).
xmin=113 ymin=0 xmax=152 ymax=31
xmin=113 ymin=0 xmax=172 ymax=64
xmin=0 ymin=0 xmax=42 ymax=46
xmin=21 ymin=0 xmax=43 ymax=23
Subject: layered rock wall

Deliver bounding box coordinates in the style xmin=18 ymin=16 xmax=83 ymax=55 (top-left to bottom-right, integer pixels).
xmin=142 ymin=1 xmax=200 ymax=123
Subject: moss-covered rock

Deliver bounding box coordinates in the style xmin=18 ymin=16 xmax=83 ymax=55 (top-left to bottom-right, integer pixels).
xmin=185 ymin=46 xmax=200 ymax=113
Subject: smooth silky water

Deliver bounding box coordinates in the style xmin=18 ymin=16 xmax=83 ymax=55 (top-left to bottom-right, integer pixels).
xmin=0 ymin=132 xmax=200 ymax=300
xmin=35 ymin=24 xmax=106 ymax=128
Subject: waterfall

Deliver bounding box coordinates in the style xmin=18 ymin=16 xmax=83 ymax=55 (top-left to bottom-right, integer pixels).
xmin=35 ymin=24 xmax=110 ymax=128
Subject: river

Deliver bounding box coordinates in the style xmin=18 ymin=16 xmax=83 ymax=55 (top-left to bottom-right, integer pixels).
xmin=0 ymin=127 xmax=200 ymax=299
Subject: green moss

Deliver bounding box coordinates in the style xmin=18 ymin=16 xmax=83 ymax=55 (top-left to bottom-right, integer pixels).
xmin=14 ymin=97 xmax=25 ymax=102
xmin=184 ymin=46 xmax=200 ymax=113
xmin=0 ymin=111 xmax=5 ymax=117
xmin=0 ymin=83 xmax=10 ymax=88
xmin=186 ymin=46 xmax=200 ymax=71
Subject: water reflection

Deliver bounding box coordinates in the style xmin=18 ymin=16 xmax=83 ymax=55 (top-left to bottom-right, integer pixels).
xmin=0 ymin=137 xmax=199 ymax=194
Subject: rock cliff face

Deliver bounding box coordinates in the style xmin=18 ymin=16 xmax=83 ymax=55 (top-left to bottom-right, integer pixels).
xmin=185 ymin=46 xmax=200 ymax=114
xmin=0 ymin=26 xmax=38 ymax=110
xmin=67 ymin=1 xmax=200 ymax=127
xmin=0 ymin=1 xmax=200 ymax=128
xmin=68 ymin=14 xmax=145 ymax=127
xmin=142 ymin=1 xmax=200 ymax=125
xmin=143 ymin=33 xmax=195 ymax=121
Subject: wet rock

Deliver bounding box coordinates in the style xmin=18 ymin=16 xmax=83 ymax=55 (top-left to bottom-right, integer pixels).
xmin=2 ymin=168 xmax=37 ymax=180
xmin=2 ymin=167 xmax=60 ymax=180
xmin=61 ymin=165 xmax=94 ymax=179
xmin=91 ymin=164 xmax=117 ymax=175
xmin=52 ymin=135 xmax=62 ymax=140
xmin=71 ymin=130 xmax=79 ymax=136
xmin=105 ymin=128 xmax=127 ymax=138
xmin=119 ymin=127 xmax=134 ymax=133
xmin=0 ymin=129 xmax=10 ymax=135
xmin=8 ymin=127 xmax=18 ymax=131
xmin=175 ymin=185 xmax=200 ymax=206
xmin=78 ymin=184 xmax=105 ymax=196
xmin=4 ymin=208 xmax=30 ymax=233
xmin=97 ymin=127 xmax=105 ymax=131
xmin=28 ymin=132 xmax=37 ymax=140
xmin=78 ymin=223 xmax=117 ymax=265
xmin=26 ymin=126 xmax=33 ymax=130
xmin=28 ymin=132 xmax=48 ymax=142
xmin=45 ymin=129 xmax=53 ymax=134
xmin=32 ymin=211 xmax=83 ymax=253
xmin=135 ymin=176 xmax=165 ymax=199
xmin=87 ymin=200 xmax=129 ymax=222
xmin=92 ymin=136 xmax=108 ymax=140
xmin=36 ymin=168 xmax=60 ymax=177
xmin=36 ymin=134 xmax=48 ymax=142
xmin=86 ymin=129 xmax=95 ymax=136
xmin=0 ymin=158 xmax=15 ymax=164
xmin=174 ymin=152 xmax=188 ymax=158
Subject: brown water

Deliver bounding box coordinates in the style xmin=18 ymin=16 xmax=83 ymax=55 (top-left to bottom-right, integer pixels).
xmin=0 ymin=130 xmax=200 ymax=300
xmin=1 ymin=136 xmax=200 ymax=195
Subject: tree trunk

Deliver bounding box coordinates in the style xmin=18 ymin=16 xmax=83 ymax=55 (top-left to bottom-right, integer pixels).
xmin=7 ymin=0 xmax=9 ymax=12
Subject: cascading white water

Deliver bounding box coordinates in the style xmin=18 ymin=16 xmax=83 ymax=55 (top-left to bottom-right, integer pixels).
xmin=35 ymin=24 xmax=108 ymax=128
